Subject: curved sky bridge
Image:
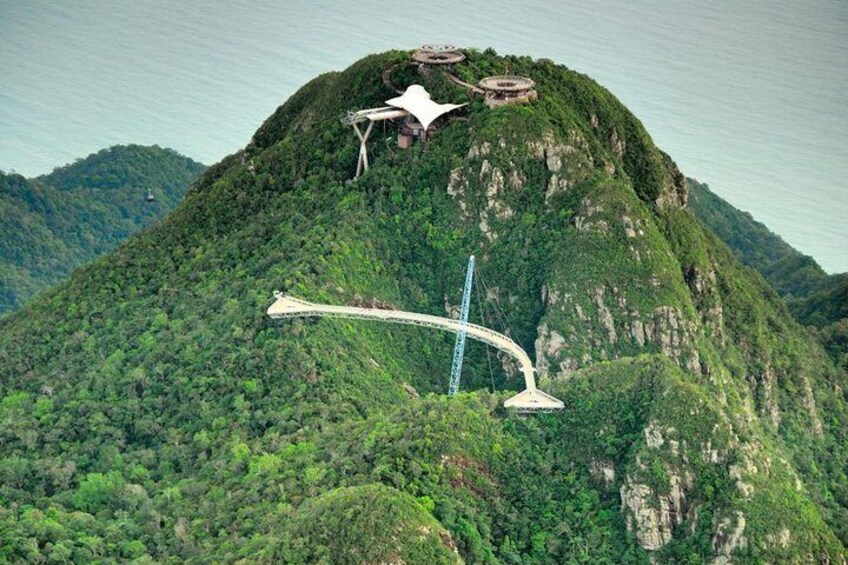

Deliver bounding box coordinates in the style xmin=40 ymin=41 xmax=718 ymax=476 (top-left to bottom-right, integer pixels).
xmin=267 ymin=293 xmax=564 ymax=412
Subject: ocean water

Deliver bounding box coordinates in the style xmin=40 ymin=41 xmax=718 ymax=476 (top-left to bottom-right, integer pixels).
xmin=1 ymin=0 xmax=846 ymax=272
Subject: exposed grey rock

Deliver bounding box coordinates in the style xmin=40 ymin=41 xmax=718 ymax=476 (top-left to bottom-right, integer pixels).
xmin=481 ymin=162 xmax=513 ymax=219
xmin=485 ymin=287 xmax=500 ymax=304
xmin=620 ymin=478 xmax=679 ymax=551
xmin=527 ymin=131 xmax=594 ymax=205
xmin=711 ymin=511 xmax=747 ymax=564
xmin=649 ymin=305 xmax=696 ymax=364
xmin=655 ymin=151 xmax=689 ymax=209
xmin=590 ymin=287 xmax=617 ymax=342
xmin=761 ymin=366 xmax=781 ymax=427
xmin=535 ymin=322 xmax=568 ymax=376
xmin=631 ymin=320 xmax=647 ymax=346
xmin=702 ymin=438 xmax=721 ymax=464
xmin=590 ymin=460 xmax=616 ymax=486
xmin=479 ymin=215 xmax=494 ymax=240
xmin=620 ymin=424 xmax=696 ymax=553
xmin=801 ymin=376 xmax=823 ymax=435
xmin=574 ymin=196 xmax=610 ymax=234
xmin=508 ymin=169 xmax=525 ymax=191
xmin=466 ymin=140 xmax=491 ymax=159
xmin=444 ymin=295 xmax=459 ymax=319
xmin=449 ymin=157 xmax=520 ymax=241
xmin=645 ymin=422 xmax=666 ymax=449
xmin=729 ymin=445 xmax=758 ymax=499
xmin=622 ymin=215 xmax=637 ymax=238
xmin=766 ymin=528 xmax=792 ymax=550
xmin=629 ymin=245 xmax=642 ymax=262
xmin=575 ymin=303 xmax=588 ymax=322
xmin=682 ymin=264 xmax=725 ymax=344
xmin=401 ymin=382 xmax=420 ymax=398
xmin=545 ymin=173 xmax=571 ymax=203
xmin=446 ymin=167 xmax=469 ymax=215
xmin=685 ymin=350 xmax=701 ymax=374
xmin=609 ymin=128 xmax=626 ymax=160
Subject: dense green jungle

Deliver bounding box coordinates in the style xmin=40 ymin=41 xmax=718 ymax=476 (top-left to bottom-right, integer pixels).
xmin=0 ymin=145 xmax=206 ymax=314
xmin=1 ymin=49 xmax=846 ymax=564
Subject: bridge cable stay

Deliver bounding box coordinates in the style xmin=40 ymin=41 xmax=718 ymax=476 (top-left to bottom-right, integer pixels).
xmin=448 ymin=255 xmax=475 ymax=396
xmin=476 ymin=268 xmax=507 ymax=335
xmin=474 ymin=266 xmax=502 ymax=335
xmin=476 ymin=267 xmax=515 ymax=340
xmin=475 ymin=266 xmax=531 ymax=394
xmin=473 ymin=269 xmax=498 ymax=393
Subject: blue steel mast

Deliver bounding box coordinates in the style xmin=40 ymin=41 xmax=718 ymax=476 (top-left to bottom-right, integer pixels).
xmin=448 ymin=255 xmax=475 ymax=395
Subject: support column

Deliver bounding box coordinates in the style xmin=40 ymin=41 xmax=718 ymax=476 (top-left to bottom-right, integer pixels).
xmin=353 ymin=120 xmax=374 ymax=179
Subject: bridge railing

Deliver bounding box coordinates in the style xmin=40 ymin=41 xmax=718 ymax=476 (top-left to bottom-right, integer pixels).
xmin=267 ymin=294 xmax=563 ymax=405
xmin=269 ymin=300 xmax=532 ymax=370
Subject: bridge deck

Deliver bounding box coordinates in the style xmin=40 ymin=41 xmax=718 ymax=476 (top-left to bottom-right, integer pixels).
xmin=267 ymin=293 xmax=564 ymax=411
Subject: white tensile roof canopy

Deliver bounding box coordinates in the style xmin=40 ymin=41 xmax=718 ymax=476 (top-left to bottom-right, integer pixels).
xmin=385 ymin=85 xmax=466 ymax=130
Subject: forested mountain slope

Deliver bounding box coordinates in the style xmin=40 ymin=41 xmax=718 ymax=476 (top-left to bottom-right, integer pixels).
xmin=0 ymin=50 xmax=846 ymax=563
xmin=687 ymin=178 xmax=847 ymax=325
xmin=0 ymin=145 xmax=205 ymax=314
xmin=687 ymin=178 xmax=848 ymax=370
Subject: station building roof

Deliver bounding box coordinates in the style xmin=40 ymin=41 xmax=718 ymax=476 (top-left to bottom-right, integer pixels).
xmin=385 ymin=85 xmax=465 ymax=129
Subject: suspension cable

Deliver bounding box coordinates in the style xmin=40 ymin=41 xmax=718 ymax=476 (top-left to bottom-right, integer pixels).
xmin=474 ymin=270 xmax=497 ymax=393
xmin=476 ymin=267 xmax=516 ymax=340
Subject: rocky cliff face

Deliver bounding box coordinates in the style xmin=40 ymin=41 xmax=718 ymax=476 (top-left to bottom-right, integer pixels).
xmin=429 ymin=54 xmax=845 ymax=560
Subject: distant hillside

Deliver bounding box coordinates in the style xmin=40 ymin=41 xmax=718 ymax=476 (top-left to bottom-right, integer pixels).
xmin=687 ymin=177 xmax=847 ymax=369
xmin=687 ymin=178 xmax=847 ymax=324
xmin=0 ymin=145 xmax=205 ymax=313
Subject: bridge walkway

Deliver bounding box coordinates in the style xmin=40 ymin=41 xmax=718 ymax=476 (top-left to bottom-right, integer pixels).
xmin=267 ymin=293 xmax=564 ymax=411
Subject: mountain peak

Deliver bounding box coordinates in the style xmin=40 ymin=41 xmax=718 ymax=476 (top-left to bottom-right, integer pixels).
xmin=0 ymin=49 xmax=845 ymax=563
